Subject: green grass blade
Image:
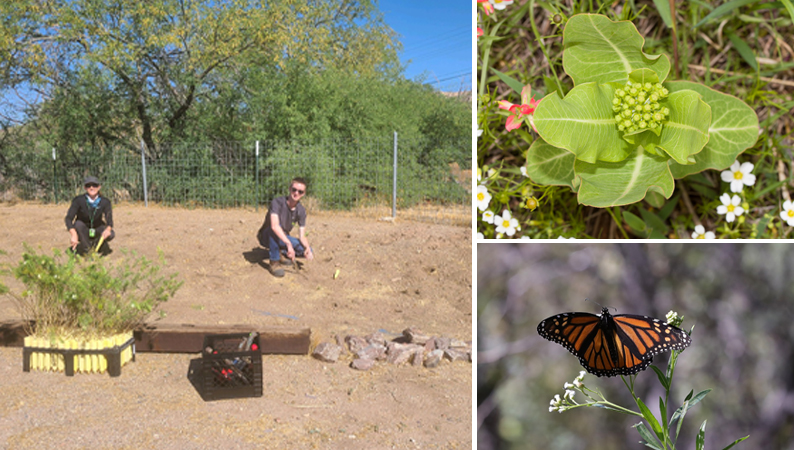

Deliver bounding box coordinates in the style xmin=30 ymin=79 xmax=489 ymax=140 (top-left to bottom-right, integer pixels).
xmin=727 ymin=32 xmax=758 ymax=71
xmin=780 ymin=0 xmax=794 ymax=19
xmin=694 ymin=0 xmax=759 ymax=28
xmin=491 ymin=68 xmax=526 ymax=96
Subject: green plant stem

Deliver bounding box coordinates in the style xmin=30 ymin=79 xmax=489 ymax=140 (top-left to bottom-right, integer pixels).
xmin=669 ymin=0 xmax=679 ymax=78
xmin=528 ymin=0 xmax=564 ymax=96
xmin=606 ymin=207 xmax=631 ymax=239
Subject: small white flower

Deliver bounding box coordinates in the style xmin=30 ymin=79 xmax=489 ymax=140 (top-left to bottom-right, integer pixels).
xmin=691 ymin=224 xmax=716 ymax=239
xmin=520 ymin=166 xmax=529 ymax=177
xmin=477 ymin=129 xmax=483 ymax=138
xmin=564 ymin=382 xmax=573 ymax=389
xmin=482 ymin=210 xmax=495 ymax=224
xmin=554 ymin=394 xmax=561 ymax=403
xmin=720 ymin=160 xmax=756 ymax=193
xmin=476 ymin=185 xmax=492 ymax=212
xmin=494 ymin=209 xmax=519 ymax=237
xmin=520 ymin=235 xmax=531 ymax=240
xmin=564 ymin=390 xmax=576 ymax=401
xmin=489 ymin=0 xmax=514 ymax=10
xmin=557 ymin=236 xmax=576 ymax=240
xmin=716 ymin=193 xmax=744 ymax=223
xmin=549 ymin=406 xmax=557 ymax=412
xmin=477 ymin=232 xmax=485 ymax=240
xmin=780 ymin=200 xmax=794 ymax=226
xmin=666 ymin=310 xmax=679 ymax=324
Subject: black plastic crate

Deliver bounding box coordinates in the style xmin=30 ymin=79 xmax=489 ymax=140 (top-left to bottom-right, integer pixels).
xmin=201 ymin=332 xmax=262 ymax=401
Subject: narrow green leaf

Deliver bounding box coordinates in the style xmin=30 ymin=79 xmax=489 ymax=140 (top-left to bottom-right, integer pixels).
xmin=694 ymin=0 xmax=759 ymax=28
xmin=576 ymin=145 xmax=675 ymax=207
xmin=534 ymin=82 xmax=633 ymax=164
xmin=639 ymin=208 xmax=670 ymax=235
xmin=673 ymin=400 xmax=690 ymax=440
xmin=623 ymin=211 xmax=647 ymax=232
xmin=634 ymin=422 xmax=664 ymax=450
xmin=780 ymin=0 xmax=794 ymax=20
xmin=650 ymin=365 xmax=670 ymax=390
xmin=491 ymin=68 xmax=526 ymax=96
xmin=727 ymin=32 xmax=758 ymax=71
xmin=722 ymin=435 xmax=750 ymax=450
xmin=696 ymin=420 xmax=707 ymax=450
xmin=637 ymin=397 xmax=664 ymax=442
xmin=644 ymin=191 xmax=666 ymax=209
xmin=689 ymin=182 xmax=718 ymax=200
xmin=562 ymin=14 xmax=671 ymax=85
xmin=658 ymin=194 xmax=680 ymax=221
xmin=660 ymin=397 xmax=669 ymax=438
xmin=524 ymin=139 xmax=576 ymax=188
xmin=671 ymin=389 xmax=712 ymax=429
xmin=653 ymin=0 xmax=674 ymax=28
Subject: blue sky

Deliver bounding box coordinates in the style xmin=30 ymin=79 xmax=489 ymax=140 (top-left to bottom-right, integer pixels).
xmin=378 ymin=0 xmax=472 ymax=92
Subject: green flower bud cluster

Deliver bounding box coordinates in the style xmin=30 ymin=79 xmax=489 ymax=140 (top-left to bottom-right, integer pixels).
xmin=612 ymin=81 xmax=670 ymax=134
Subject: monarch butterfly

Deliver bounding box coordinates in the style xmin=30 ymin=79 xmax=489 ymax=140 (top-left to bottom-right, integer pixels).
xmin=537 ymin=307 xmax=691 ymax=377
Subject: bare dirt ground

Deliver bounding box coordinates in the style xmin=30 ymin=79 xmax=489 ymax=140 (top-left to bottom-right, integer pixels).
xmin=0 ymin=203 xmax=472 ymax=449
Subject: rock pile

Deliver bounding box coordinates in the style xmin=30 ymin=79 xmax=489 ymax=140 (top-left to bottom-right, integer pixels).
xmin=311 ymin=327 xmax=472 ymax=371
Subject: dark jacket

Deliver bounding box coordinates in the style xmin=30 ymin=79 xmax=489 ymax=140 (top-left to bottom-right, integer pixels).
xmin=65 ymin=195 xmax=113 ymax=230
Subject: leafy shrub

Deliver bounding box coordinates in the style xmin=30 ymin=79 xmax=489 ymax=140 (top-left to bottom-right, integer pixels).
xmin=10 ymin=246 xmax=182 ymax=335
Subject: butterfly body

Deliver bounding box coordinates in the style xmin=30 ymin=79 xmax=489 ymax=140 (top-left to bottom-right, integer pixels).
xmin=537 ymin=307 xmax=691 ymax=377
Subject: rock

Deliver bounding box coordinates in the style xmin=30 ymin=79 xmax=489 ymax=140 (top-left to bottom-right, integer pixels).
xmin=335 ymin=335 xmax=348 ymax=355
xmin=355 ymin=344 xmax=386 ymax=361
xmin=443 ymin=348 xmax=467 ymax=362
xmin=411 ymin=348 xmax=425 ymax=367
xmin=449 ymin=338 xmax=468 ymax=348
xmin=350 ymin=358 xmax=375 ymax=371
xmin=365 ymin=332 xmax=386 ymax=347
xmin=435 ymin=337 xmax=451 ymax=350
xmin=345 ymin=335 xmax=368 ymax=353
xmin=424 ymin=349 xmax=443 ymax=368
xmin=312 ymin=342 xmax=342 ymax=363
xmin=402 ymin=327 xmax=431 ymax=345
xmin=424 ymin=338 xmax=437 ymax=352
xmin=386 ymin=343 xmax=419 ymax=365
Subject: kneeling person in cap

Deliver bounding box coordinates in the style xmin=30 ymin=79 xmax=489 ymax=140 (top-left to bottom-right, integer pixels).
xmin=258 ymin=177 xmax=314 ymax=277
xmin=65 ymin=176 xmax=115 ymax=255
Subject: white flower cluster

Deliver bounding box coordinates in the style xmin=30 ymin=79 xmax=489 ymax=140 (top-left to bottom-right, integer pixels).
xmin=549 ymin=371 xmax=585 ymax=413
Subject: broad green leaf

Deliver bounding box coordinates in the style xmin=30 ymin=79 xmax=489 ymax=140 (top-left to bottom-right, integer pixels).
xmin=666 ymin=81 xmax=759 ymax=178
xmin=656 ymin=90 xmax=712 ymax=165
xmin=575 ymin=145 xmax=674 ymax=207
xmin=562 ymin=14 xmax=671 ymax=86
xmin=534 ymin=82 xmax=632 ymax=163
xmin=524 ymin=139 xmax=576 ymax=189
xmin=634 ymin=422 xmax=664 ymax=450
xmin=628 ymin=68 xmax=661 ymax=85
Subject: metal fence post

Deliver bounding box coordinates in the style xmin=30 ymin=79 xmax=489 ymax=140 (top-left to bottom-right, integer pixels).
xmin=140 ymin=139 xmax=148 ymax=207
xmin=255 ymin=140 xmax=260 ymax=212
xmin=52 ymin=147 xmax=58 ymax=203
xmin=392 ymin=131 xmax=397 ymax=219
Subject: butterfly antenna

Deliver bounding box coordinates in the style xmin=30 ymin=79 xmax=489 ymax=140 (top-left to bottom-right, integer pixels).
xmin=584 ymin=298 xmax=617 ymax=313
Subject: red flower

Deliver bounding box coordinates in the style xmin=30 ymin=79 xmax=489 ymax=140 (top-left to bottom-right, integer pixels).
xmin=497 ymin=85 xmax=540 ymax=132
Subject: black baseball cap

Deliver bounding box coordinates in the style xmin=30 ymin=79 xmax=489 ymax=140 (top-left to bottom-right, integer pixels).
xmin=83 ymin=176 xmax=101 ymax=186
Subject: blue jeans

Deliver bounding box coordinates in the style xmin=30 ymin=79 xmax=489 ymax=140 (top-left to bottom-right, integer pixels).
xmin=263 ymin=228 xmax=306 ymax=262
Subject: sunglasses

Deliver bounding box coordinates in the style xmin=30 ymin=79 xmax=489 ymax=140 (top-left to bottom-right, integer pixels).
xmin=85 ymin=183 xmax=99 ymax=188
xmin=291 ymin=187 xmax=305 ymax=195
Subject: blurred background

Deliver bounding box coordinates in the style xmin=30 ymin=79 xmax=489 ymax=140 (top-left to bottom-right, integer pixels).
xmin=477 ymin=243 xmax=794 ymax=450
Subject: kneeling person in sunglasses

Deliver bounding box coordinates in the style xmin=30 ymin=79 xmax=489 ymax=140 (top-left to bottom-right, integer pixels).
xmin=258 ymin=177 xmax=314 ymax=277
xmin=65 ymin=176 xmax=115 ymax=256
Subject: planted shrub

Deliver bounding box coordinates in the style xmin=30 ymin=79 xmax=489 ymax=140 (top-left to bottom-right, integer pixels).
xmin=11 ymin=246 xmax=182 ymax=336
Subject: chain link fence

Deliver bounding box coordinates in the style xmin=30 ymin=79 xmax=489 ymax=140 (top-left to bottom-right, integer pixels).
xmin=1 ymin=135 xmax=471 ymax=225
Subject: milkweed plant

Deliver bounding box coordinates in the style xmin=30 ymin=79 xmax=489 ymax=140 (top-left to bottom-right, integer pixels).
xmin=475 ymin=2 xmax=781 ymax=239
xmin=547 ymin=311 xmax=749 ymax=450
